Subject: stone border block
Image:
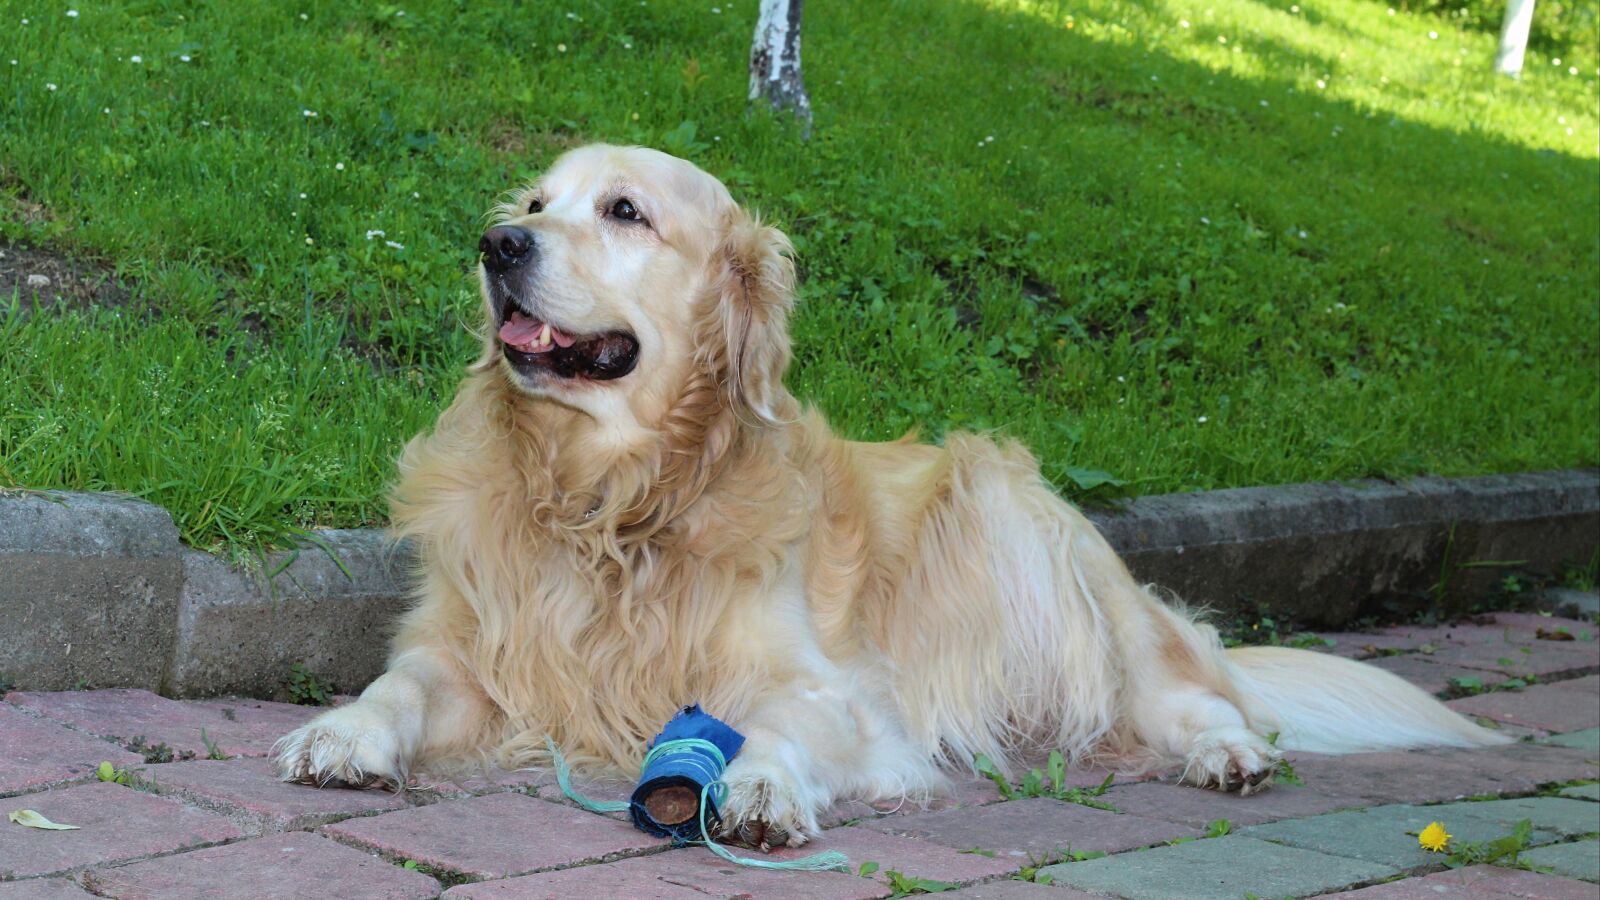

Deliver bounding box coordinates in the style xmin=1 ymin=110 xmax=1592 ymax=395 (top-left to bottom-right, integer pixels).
xmin=1088 ymin=469 xmax=1599 ymax=626
xmin=165 ymin=531 xmax=414 ymax=697
xmin=0 ymin=492 xmax=182 ymax=691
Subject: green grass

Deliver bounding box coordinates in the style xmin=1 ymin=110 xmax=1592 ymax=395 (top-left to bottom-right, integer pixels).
xmin=1 ymin=0 xmax=1596 ymax=551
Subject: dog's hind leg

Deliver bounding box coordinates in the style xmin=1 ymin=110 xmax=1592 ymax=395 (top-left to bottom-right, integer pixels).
xmin=1063 ymin=527 xmax=1282 ymax=793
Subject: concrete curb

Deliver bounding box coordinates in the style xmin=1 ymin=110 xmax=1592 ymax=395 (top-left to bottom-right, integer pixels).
xmin=1087 ymin=468 xmax=1600 ymax=627
xmin=2 ymin=469 xmax=1595 ymax=696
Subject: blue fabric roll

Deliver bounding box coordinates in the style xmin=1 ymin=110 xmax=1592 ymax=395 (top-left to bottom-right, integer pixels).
xmin=628 ymin=704 xmax=745 ymax=842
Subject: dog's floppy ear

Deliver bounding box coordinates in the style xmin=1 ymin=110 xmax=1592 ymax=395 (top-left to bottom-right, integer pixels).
xmin=703 ymin=208 xmax=796 ymax=425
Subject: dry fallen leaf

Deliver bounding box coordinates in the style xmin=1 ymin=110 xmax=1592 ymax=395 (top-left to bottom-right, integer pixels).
xmin=1535 ymin=627 xmax=1574 ymax=642
xmin=7 ymin=809 xmax=80 ymax=830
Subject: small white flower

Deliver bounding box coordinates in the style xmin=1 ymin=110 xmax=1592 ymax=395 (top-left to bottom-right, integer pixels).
xmin=1151 ymin=74 xmax=1159 ymax=81
xmin=1179 ymin=19 xmax=1190 ymax=28
xmin=713 ymin=135 xmax=720 ymax=141
xmin=1218 ymin=35 xmax=1227 ymax=43
xmin=985 ymin=135 xmax=994 ymax=142
xmin=67 ymin=9 xmax=79 ymax=17
xmin=1552 ymin=58 xmax=1562 ymax=66
xmin=1199 ymin=216 xmax=1211 ymax=225
xmin=21 ymin=18 xmax=28 ymax=25
xmin=1116 ymin=375 xmax=1126 ymax=383
xmin=1259 ymin=99 xmax=1269 ymax=106
xmin=1559 ymin=115 xmax=1567 ymax=123
xmin=299 ymin=192 xmax=308 ymax=199
xmin=46 ymin=82 xmax=57 ymax=91
xmin=1298 ymin=230 xmax=1308 ymax=238
xmin=200 ymin=120 xmax=210 ymax=126
xmin=1428 ymin=31 xmax=1437 ymax=39
xmin=305 ymin=237 xmax=314 ymax=244
xmin=385 ymin=240 xmax=404 ymax=250
xmin=1290 ymin=4 xmax=1299 ymax=11
xmin=1482 ymin=258 xmax=1490 ymax=265
xmin=557 ymin=43 xmax=567 ymax=52
xmin=335 ymin=162 xmax=345 ymax=171
xmin=303 ymin=109 xmax=317 ymax=117
xmin=300 ymin=13 xmax=309 ymax=20
xmin=130 ymin=55 xmax=142 ymax=63
xmin=1197 ymin=416 xmax=1209 ymax=423
xmin=1569 ymin=66 xmax=1579 ymax=75
xmin=1315 ymin=79 xmax=1326 ymax=89
xmin=623 ymin=43 xmax=632 ymax=49
xmin=711 ymin=6 xmax=721 ymax=13
xmin=102 ymin=107 xmax=110 ymax=114
xmin=412 ymin=191 xmax=420 ymax=198
xmin=366 ymin=229 xmax=386 ymax=240
xmin=1387 ymin=7 xmax=1395 ymax=14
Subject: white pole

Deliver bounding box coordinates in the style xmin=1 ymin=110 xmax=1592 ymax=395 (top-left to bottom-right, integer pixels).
xmin=1495 ymin=0 xmax=1536 ymax=77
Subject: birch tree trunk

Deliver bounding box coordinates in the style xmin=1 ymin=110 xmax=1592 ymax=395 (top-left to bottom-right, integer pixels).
xmin=1494 ymin=0 xmax=1536 ymax=77
xmin=749 ymin=0 xmax=813 ymax=136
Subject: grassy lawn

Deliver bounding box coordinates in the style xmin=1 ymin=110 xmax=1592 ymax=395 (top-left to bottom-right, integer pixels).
xmin=1 ymin=0 xmax=1596 ymax=552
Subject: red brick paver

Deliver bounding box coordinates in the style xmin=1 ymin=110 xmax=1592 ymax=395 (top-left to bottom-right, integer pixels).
xmin=151 ymin=756 xmax=419 ymax=834
xmin=1330 ymin=863 xmax=1598 ymax=899
xmin=322 ymin=792 xmax=666 ymax=880
xmin=1428 ymin=641 xmax=1599 ymax=680
xmin=1100 ymin=780 xmax=1364 ymax=828
xmin=767 ymin=826 xmax=1016 ymax=884
xmin=4 ymin=690 xmax=317 ymax=759
xmin=441 ymin=861 xmax=714 ymax=899
xmin=0 ymin=880 xmax=102 ymax=899
xmin=864 ymin=796 xmax=1196 ymax=860
xmin=83 ymin=831 xmax=440 ymax=900
xmin=1447 ymin=676 xmax=1600 ymax=733
xmin=947 ymin=883 xmax=1105 ymax=899
xmin=445 ymin=847 xmax=889 ymax=900
xmin=0 ymin=782 xmax=242 ymax=879
xmin=0 ymin=704 xmax=141 ymax=797
xmin=1365 ymin=655 xmax=1510 ymax=695
xmin=1284 ymin=740 xmax=1597 ymax=805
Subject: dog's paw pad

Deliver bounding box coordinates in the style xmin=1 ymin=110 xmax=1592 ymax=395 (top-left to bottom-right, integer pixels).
xmin=272 ymin=707 xmax=408 ymax=790
xmin=1182 ymin=727 xmax=1281 ymax=794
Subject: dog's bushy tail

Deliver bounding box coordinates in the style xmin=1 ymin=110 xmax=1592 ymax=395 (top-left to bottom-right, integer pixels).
xmin=1226 ymin=645 xmax=1511 ymax=753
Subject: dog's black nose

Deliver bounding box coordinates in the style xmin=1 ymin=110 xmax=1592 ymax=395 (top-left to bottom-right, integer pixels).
xmin=479 ymin=225 xmax=536 ymax=273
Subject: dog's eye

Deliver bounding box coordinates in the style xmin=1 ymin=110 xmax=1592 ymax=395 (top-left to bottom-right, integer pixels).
xmin=528 ymin=198 xmax=543 ymax=214
xmin=610 ymin=198 xmax=641 ymax=222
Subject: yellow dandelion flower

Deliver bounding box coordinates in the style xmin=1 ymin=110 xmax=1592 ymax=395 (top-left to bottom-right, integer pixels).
xmin=1418 ymin=821 xmax=1451 ymax=853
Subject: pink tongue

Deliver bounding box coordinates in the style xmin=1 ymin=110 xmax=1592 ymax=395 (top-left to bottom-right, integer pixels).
xmin=499 ymin=312 xmax=542 ymax=345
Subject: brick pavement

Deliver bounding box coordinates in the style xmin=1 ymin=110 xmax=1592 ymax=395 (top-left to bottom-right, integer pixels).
xmin=1 ymin=610 xmax=1596 ymax=898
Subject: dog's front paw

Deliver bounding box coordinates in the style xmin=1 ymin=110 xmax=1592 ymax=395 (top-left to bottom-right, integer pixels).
xmin=1181 ymin=726 xmax=1281 ymax=795
xmin=273 ymin=703 xmax=410 ymax=790
xmin=718 ymin=758 xmax=822 ymax=851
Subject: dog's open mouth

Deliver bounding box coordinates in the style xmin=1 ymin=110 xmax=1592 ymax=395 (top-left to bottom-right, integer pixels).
xmin=498 ymin=309 xmax=639 ymax=381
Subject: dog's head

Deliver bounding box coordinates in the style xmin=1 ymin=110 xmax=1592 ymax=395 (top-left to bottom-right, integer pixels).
xmin=475 ymin=144 xmax=796 ymax=437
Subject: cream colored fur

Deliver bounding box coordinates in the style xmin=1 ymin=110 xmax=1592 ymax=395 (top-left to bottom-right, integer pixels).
xmin=275 ymin=144 xmax=1507 ymax=846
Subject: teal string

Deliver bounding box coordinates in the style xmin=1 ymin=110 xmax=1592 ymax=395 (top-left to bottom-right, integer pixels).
xmin=545 ymin=736 xmax=628 ymax=813
xmin=544 ymin=735 xmax=848 ymax=872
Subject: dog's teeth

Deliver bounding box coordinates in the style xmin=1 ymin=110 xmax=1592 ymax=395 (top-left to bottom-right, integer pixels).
xmin=539 ymin=323 xmax=552 ymax=346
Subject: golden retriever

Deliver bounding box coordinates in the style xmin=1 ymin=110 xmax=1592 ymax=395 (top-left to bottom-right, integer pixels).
xmin=275 ymin=144 xmax=1505 ymax=847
